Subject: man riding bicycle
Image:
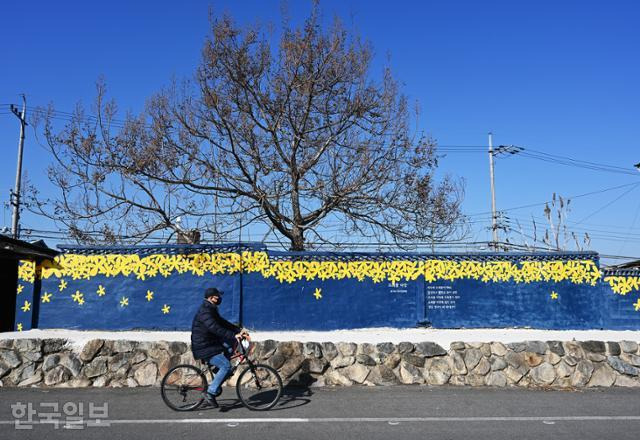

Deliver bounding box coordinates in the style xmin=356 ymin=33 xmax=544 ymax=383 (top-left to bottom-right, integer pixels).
xmin=191 ymin=287 xmax=249 ymax=408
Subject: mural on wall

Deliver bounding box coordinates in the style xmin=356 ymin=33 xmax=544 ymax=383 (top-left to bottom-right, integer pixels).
xmin=13 ymin=245 xmax=640 ymax=331
xmin=18 ymin=251 xmax=602 ymax=285
xmin=603 ymin=274 xmax=640 ymax=314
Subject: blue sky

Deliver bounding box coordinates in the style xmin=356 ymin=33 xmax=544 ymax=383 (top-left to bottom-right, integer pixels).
xmin=1 ymin=0 xmax=639 ymax=263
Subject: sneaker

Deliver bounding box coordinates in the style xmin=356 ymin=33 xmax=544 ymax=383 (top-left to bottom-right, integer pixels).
xmin=202 ymin=392 xmax=219 ymax=408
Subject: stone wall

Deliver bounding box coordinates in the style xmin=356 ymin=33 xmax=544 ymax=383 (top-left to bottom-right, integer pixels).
xmin=1 ymin=338 xmax=640 ymax=388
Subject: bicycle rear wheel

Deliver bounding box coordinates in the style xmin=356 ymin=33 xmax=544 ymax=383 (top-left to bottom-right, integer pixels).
xmin=161 ymin=364 xmax=208 ymax=411
xmin=236 ymin=364 xmax=283 ymax=411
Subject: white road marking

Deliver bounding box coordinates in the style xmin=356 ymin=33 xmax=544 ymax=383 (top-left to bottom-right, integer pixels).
xmin=1 ymin=416 xmax=640 ymax=425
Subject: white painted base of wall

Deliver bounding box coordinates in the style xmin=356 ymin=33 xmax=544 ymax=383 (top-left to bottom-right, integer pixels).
xmin=3 ymin=328 xmax=640 ymax=349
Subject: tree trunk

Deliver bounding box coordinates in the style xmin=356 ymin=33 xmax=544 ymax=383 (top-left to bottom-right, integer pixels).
xmin=290 ymin=226 xmax=305 ymax=251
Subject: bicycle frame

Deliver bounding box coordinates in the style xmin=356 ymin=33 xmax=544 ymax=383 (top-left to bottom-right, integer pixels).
xmin=205 ymin=337 xmax=256 ymax=381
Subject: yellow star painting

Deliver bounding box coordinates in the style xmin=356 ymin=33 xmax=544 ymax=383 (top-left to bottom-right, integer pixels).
xmin=313 ymin=288 xmax=322 ymax=300
xmin=97 ymin=285 xmax=106 ymax=296
xmin=21 ymin=300 xmax=31 ymax=312
xmin=41 ymin=292 xmax=52 ymax=303
xmin=120 ymin=296 xmax=129 ymax=307
xmin=59 ymin=279 xmax=68 ymax=291
xmin=146 ymin=290 xmax=154 ymax=301
xmin=634 ymin=299 xmax=640 ymax=312
xmin=161 ymin=304 xmax=171 ymax=314
xmin=550 ymin=291 xmax=559 ymax=300
xmin=71 ymin=290 xmax=84 ymax=305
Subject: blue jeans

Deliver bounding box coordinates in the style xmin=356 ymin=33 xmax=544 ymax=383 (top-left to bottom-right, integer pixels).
xmin=207 ymin=342 xmax=233 ymax=395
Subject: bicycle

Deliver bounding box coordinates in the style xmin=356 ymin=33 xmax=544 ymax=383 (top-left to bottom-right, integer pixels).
xmin=160 ymin=336 xmax=283 ymax=411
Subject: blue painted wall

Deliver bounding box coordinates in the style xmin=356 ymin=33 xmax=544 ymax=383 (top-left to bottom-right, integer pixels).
xmin=12 ymin=245 xmax=640 ymax=331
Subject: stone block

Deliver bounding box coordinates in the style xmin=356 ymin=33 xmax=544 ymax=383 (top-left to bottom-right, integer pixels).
xmin=0 ymin=350 xmax=22 ymax=369
xmin=547 ymin=341 xmax=565 ymax=357
xmin=321 ymin=342 xmax=338 ymax=361
xmin=524 ymin=352 xmax=544 ymax=367
xmin=504 ymin=366 xmax=524 ymax=384
xmin=267 ymin=353 xmax=287 ymax=370
xmin=59 ymin=353 xmax=82 ymax=377
xmin=530 ymin=362 xmax=555 ymax=385
xmin=44 ymin=366 xmax=70 ymax=386
xmin=426 ymin=358 xmax=451 ymax=385
xmin=42 ymin=354 xmax=60 ymax=372
xmin=415 ymin=342 xmax=446 ymax=357
xmin=14 ymin=339 xmax=42 ymax=354
xmin=507 ymin=342 xmax=526 ymax=353
xmin=607 ymin=356 xmax=639 ymax=376
xmin=555 ymin=360 xmax=573 ymax=378
xmin=570 ymin=360 xmax=594 ymax=387
xmin=376 ymin=342 xmax=395 ymax=355
xmin=581 ymin=341 xmax=606 ymax=354
xmin=279 ymin=356 xmax=305 ymax=379
xmin=587 ymin=365 xmax=616 ymax=387
xmin=473 ymin=357 xmax=491 ymax=376
xmin=344 ymin=363 xmax=371 ymax=384
xmin=336 ymin=343 xmax=357 ymax=357
xmin=546 ymin=352 xmax=562 ymax=365
xmin=92 ymin=376 xmax=110 ymax=387
xmin=325 ymin=369 xmax=352 ymax=386
xmin=367 ymin=365 xmax=399 ymax=385
xmin=356 ymin=354 xmax=376 ymax=366
xmin=357 ymin=343 xmax=375 ymax=356
xmin=330 ymin=355 xmax=355 ymax=369
xmin=480 ymin=343 xmax=492 ymax=357
xmin=607 ymin=342 xmax=621 ymax=356
xmin=383 ymin=353 xmax=401 ymax=369
xmin=614 ymin=375 xmax=640 ymax=387
xmin=563 ymin=341 xmax=585 ymax=359
xmin=397 ymin=342 xmax=415 ymax=354
xmin=485 ymin=371 xmax=507 ymax=387
xmin=620 ymin=341 xmax=638 ymax=354
xmin=303 ymin=342 xmax=323 ymax=358
xmin=133 ymin=361 xmax=158 ymax=386
xmin=449 ymin=351 xmax=467 ymax=375
xmin=464 ymin=349 xmax=483 ymax=370
xmin=167 ymin=342 xmax=188 ymax=355
xmin=259 ymin=340 xmax=279 ymax=359
xmin=306 ymin=358 xmax=329 ymax=374
xmin=490 ymin=356 xmax=507 ymax=371
xmin=490 ymin=342 xmax=507 ymax=357
xmin=113 ymin=339 xmax=136 ymax=353
xmin=401 ymin=353 xmax=425 ymax=368
xmin=83 ymin=356 xmax=108 ymax=378
xmin=525 ymin=341 xmax=548 ymax=355
xmin=466 ymin=374 xmax=485 ymax=386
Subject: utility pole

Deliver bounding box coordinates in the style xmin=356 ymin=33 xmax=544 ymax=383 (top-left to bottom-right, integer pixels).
xmin=488 ymin=134 xmax=524 ymax=251
xmin=10 ymin=95 xmax=27 ymax=239
xmin=488 ymin=132 xmax=498 ymax=250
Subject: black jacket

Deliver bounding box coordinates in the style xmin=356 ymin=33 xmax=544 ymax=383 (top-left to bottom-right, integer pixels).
xmin=190 ymin=300 xmax=241 ymax=361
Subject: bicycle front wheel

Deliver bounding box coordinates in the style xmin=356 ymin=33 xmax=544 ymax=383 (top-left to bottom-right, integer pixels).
xmin=236 ymin=364 xmax=283 ymax=411
xmin=161 ymin=364 xmax=208 ymax=411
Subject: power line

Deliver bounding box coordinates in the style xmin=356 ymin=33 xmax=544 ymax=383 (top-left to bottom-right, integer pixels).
xmin=573 ymin=183 xmax=640 ymax=226
xmin=468 ymin=181 xmax=640 ymax=217
xmin=438 ymin=144 xmax=639 ymax=176
xmin=4 ymin=103 xmax=638 ymax=177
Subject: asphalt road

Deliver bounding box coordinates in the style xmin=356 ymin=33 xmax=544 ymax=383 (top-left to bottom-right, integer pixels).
xmin=1 ymin=385 xmax=639 ymax=440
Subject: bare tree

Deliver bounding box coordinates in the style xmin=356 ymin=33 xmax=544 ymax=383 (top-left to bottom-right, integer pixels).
xmin=29 ymin=5 xmax=464 ymax=250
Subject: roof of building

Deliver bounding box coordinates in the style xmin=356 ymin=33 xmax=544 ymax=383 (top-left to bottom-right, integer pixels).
xmin=0 ymin=234 xmax=60 ymax=260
